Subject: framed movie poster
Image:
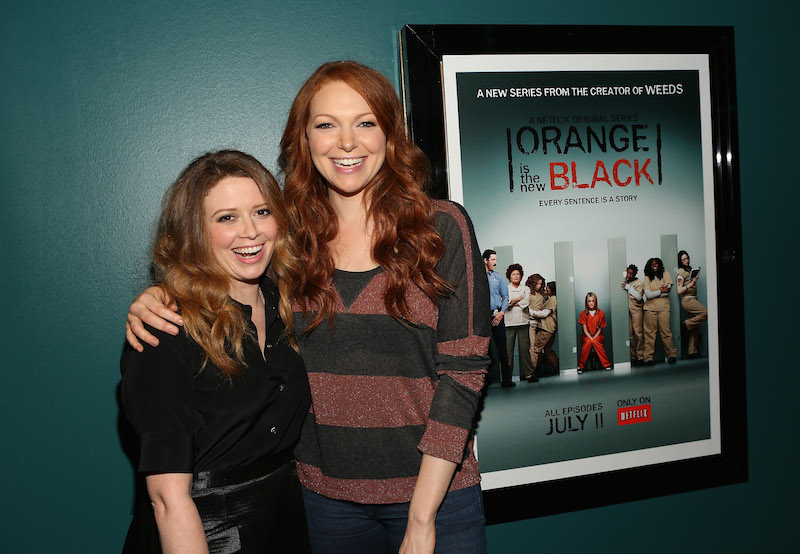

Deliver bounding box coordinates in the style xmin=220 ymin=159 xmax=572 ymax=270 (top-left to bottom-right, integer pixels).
xmin=400 ymin=25 xmax=747 ymax=524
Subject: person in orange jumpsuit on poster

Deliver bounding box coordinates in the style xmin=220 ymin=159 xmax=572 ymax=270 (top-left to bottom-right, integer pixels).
xmin=577 ymin=292 xmax=612 ymax=373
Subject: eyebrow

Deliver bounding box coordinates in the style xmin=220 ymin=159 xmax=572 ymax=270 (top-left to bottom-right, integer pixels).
xmin=209 ymin=203 xmax=270 ymax=217
xmin=310 ymin=111 xmax=376 ymax=120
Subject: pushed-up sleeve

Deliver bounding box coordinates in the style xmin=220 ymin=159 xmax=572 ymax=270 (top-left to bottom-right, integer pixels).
xmin=643 ymin=278 xmax=661 ymax=299
xmin=417 ymin=201 xmax=490 ymax=464
xmin=120 ymin=326 xmax=195 ymax=474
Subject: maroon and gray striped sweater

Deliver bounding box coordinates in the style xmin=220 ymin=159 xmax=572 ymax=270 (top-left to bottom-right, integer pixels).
xmin=293 ymin=200 xmax=491 ymax=504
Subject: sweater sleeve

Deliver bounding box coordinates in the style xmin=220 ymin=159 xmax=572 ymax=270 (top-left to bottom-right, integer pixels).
xmin=417 ymin=201 xmax=490 ymax=463
xmin=120 ymin=326 xmax=195 ymax=474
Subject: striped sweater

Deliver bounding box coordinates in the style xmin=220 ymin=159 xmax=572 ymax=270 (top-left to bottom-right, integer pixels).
xmin=293 ymin=200 xmax=491 ymax=504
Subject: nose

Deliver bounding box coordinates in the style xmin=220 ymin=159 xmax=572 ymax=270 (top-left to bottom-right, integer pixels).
xmin=241 ymin=216 xmax=258 ymax=239
xmin=338 ymin=128 xmax=357 ymax=152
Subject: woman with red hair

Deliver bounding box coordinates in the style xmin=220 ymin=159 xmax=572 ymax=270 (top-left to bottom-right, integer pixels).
xmin=127 ymin=62 xmax=490 ymax=553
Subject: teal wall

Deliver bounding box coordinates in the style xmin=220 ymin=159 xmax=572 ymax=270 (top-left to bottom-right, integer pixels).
xmin=1 ymin=1 xmax=795 ymax=551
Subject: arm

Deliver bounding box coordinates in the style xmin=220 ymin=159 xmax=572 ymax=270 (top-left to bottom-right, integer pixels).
xmin=498 ymin=279 xmax=509 ymax=313
xmin=676 ymin=273 xmax=688 ymax=295
xmin=582 ymin=323 xmax=592 ymax=340
xmin=121 ymin=326 xmax=198 ymax=548
xmin=411 ymin=203 xmax=490 ymax=550
xmin=146 ymin=473 xmax=209 ymax=554
xmin=399 ymin=455 xmax=457 ymax=554
xmin=517 ymin=287 xmax=530 ymax=310
xmin=126 ymin=286 xmax=184 ymax=352
xmin=643 ymin=286 xmax=661 ymax=300
xmin=660 ymin=273 xmax=674 ymax=296
xmin=530 ymin=308 xmax=552 ymax=318
xmin=625 ymin=283 xmax=643 ymax=301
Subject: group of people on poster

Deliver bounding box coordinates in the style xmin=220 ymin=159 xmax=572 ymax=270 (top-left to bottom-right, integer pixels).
xmin=485 ymin=249 xmax=709 ymax=384
xmin=484 ymin=249 xmax=558 ymax=386
xmin=623 ymin=251 xmax=708 ymax=366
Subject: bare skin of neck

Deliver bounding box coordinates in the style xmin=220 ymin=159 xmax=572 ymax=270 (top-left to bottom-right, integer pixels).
xmin=328 ymin=190 xmax=377 ymax=272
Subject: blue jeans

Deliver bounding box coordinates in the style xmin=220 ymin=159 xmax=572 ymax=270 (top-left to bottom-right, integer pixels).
xmin=301 ymin=484 xmax=486 ymax=554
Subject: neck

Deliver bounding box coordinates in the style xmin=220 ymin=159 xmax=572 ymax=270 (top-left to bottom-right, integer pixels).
xmin=228 ymin=281 xmax=262 ymax=307
xmin=329 ymin=188 xmax=368 ymax=222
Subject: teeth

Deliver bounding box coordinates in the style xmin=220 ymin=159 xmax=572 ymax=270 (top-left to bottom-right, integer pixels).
xmin=233 ymin=245 xmax=263 ymax=256
xmin=332 ymin=157 xmax=364 ymax=168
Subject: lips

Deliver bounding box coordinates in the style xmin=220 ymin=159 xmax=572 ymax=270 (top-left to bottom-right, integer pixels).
xmin=331 ymin=157 xmax=365 ymax=169
xmin=232 ymin=244 xmax=264 ymax=262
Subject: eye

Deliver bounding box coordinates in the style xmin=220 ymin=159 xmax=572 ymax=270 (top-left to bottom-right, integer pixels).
xmin=358 ymin=120 xmax=377 ymax=128
xmin=217 ymin=214 xmax=235 ymax=223
xmin=314 ymin=122 xmax=333 ymax=129
xmin=255 ymin=208 xmax=272 ymax=217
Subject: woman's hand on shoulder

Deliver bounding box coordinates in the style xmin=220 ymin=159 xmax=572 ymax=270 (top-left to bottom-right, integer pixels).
xmin=126 ymin=286 xmax=183 ymax=352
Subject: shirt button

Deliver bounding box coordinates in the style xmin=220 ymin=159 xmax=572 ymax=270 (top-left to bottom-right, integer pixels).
xmin=278 ymin=384 xmax=285 ymax=392
xmin=266 ymin=343 xmax=273 ymax=349
xmin=270 ymin=426 xmax=277 ymax=434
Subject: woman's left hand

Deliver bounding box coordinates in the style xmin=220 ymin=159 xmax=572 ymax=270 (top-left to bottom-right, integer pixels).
xmin=399 ymin=520 xmax=436 ymax=554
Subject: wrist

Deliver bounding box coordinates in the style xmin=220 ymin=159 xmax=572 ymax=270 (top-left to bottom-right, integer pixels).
xmin=407 ymin=507 xmax=436 ymax=526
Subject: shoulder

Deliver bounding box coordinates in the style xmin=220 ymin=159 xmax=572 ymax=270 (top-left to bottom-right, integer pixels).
xmin=432 ymin=200 xmax=474 ymax=240
xmin=121 ymin=324 xmax=197 ymax=381
xmin=578 ymin=311 xmax=587 ymax=321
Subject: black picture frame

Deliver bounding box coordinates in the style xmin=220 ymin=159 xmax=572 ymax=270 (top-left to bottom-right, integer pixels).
xmin=400 ymin=24 xmax=747 ymax=525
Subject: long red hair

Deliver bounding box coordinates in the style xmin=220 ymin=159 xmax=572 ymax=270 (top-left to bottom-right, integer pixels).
xmin=279 ymin=61 xmax=450 ymax=332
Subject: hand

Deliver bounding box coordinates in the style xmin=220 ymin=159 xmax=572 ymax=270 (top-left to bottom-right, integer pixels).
xmin=491 ymin=312 xmax=504 ymax=326
xmin=126 ymin=286 xmax=183 ymax=352
xmin=660 ymin=285 xmax=670 ymax=293
xmin=399 ymin=518 xmax=436 ymax=554
xmin=620 ymin=282 xmax=627 ymax=289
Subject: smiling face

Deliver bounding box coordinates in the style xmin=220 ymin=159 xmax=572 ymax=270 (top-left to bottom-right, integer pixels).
xmin=306 ymin=81 xmax=387 ymax=201
xmin=626 ymin=268 xmax=636 ymax=282
xmin=650 ymin=259 xmax=660 ymax=273
xmin=204 ymin=176 xmax=278 ymax=299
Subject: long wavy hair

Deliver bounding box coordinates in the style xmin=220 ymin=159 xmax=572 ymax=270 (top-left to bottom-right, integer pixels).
xmin=279 ymin=61 xmax=450 ymax=333
xmin=152 ymin=150 xmax=300 ymax=376
xmin=526 ymin=273 xmax=546 ymax=297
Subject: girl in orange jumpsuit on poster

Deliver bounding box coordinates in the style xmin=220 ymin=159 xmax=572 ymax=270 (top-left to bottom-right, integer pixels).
xmin=577 ymin=292 xmax=612 ymax=373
